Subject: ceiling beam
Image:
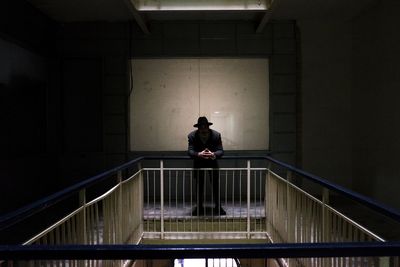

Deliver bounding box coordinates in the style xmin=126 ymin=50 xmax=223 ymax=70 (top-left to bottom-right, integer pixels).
xmin=122 ymin=0 xmax=150 ymax=34
xmin=256 ymin=0 xmax=278 ymax=33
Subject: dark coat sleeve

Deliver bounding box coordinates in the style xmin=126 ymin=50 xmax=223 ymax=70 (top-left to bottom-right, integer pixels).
xmin=188 ymin=132 xmax=198 ymax=158
xmin=213 ymin=132 xmax=224 ymax=158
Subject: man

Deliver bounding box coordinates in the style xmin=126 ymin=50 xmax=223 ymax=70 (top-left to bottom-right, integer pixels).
xmin=188 ymin=116 xmax=226 ymax=216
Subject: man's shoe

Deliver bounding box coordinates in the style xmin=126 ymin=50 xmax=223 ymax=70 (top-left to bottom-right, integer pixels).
xmin=213 ymin=206 xmax=226 ymax=216
xmin=192 ymin=207 xmax=205 ymax=216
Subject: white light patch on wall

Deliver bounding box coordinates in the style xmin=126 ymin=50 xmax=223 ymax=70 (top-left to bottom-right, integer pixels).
xmin=130 ymin=59 xmax=199 ymax=151
xmin=130 ymin=58 xmax=269 ymax=151
xmin=201 ymin=59 xmax=269 ymax=150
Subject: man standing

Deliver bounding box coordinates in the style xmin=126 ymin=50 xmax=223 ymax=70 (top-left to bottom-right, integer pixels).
xmin=188 ymin=116 xmax=226 ymax=216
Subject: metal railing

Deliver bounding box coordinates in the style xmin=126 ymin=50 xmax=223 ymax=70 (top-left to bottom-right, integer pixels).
xmin=142 ymin=162 xmax=267 ymax=240
xmin=266 ymin=169 xmax=387 ymax=266
xmin=23 ymin=170 xmax=143 ymax=247
xmin=1 ymin=156 xmax=400 ymax=267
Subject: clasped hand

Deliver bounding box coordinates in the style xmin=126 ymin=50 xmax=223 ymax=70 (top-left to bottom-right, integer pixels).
xmin=198 ymin=148 xmax=216 ymax=160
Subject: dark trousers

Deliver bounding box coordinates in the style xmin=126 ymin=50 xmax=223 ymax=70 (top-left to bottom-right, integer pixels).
xmin=194 ymin=169 xmax=221 ymax=209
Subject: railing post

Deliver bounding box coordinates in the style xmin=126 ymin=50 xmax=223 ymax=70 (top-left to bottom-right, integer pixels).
xmin=322 ymin=188 xmax=329 ymax=242
xmin=79 ymin=189 xmax=87 ymax=245
xmin=287 ymin=171 xmax=294 ymax=244
xmin=379 ymin=257 xmax=390 ymax=267
xmin=117 ymin=171 xmax=123 ymax=243
xmin=265 ymin=162 xmax=271 ymax=235
xmin=138 ymin=162 xmax=143 ymax=239
xmin=322 ymin=188 xmax=330 ymax=266
xmin=160 ymin=160 xmax=164 ymax=239
xmin=247 ymin=160 xmax=251 ymax=239
xmin=78 ymin=189 xmax=87 ymax=267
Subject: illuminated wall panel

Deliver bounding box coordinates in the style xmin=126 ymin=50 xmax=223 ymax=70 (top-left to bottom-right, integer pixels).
xmin=130 ymin=58 xmax=269 ymax=151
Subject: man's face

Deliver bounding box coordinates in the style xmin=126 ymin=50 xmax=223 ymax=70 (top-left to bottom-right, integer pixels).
xmin=198 ymin=124 xmax=209 ymax=135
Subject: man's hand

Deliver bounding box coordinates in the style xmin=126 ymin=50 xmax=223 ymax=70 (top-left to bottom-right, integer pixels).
xmin=198 ymin=148 xmax=216 ymax=160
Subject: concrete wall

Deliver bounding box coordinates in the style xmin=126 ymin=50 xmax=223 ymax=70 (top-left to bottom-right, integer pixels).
xmin=0 ymin=17 xmax=299 ymax=214
xmin=298 ymin=19 xmax=353 ymax=188
xmin=52 ymin=20 xmax=299 ymax=204
xmin=56 ymin=22 xmax=130 ymax=183
xmin=351 ymin=0 xmax=400 ymax=210
xmin=56 ymin=20 xmax=299 ymax=169
xmin=130 ymin=21 xmax=298 ymax=164
xmin=0 ymin=6 xmax=299 ymax=212
xmin=0 ymin=0 xmax=58 ymax=213
xmin=299 ymin=0 xmax=400 ymax=210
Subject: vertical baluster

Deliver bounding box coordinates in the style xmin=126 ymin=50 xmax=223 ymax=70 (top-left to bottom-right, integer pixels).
xmin=56 ymin=227 xmax=61 ymax=267
xmin=204 ymin=169 xmax=207 ymax=231
xmin=196 ymin=169 xmax=200 ymax=232
xmin=218 ymin=170 xmax=222 ymax=232
xmin=160 ymin=161 xmax=164 ymax=239
xmin=130 ymin=176 xmax=134 ymax=242
xmin=90 ymin=206 xmax=97 ymax=244
xmin=308 ymin=212 xmax=313 ymax=267
xmin=274 ymin=175 xmax=279 ymax=241
xmin=89 ymin=205 xmax=94 ymax=245
xmin=109 ymin=191 xmax=114 ymax=244
xmin=95 ymin=203 xmax=100 ymax=245
xmin=315 ymin=198 xmax=319 ymax=243
xmin=247 ymin=160 xmax=251 ymax=239
xmin=266 ymin=170 xmax=270 ymax=238
xmin=129 ymin=178 xmax=133 ymax=242
xmin=259 ymin=170 xmax=262 ymax=232
xmin=87 ymin=206 xmax=92 ymax=267
xmin=79 ymin=189 xmax=87 ymax=245
xmin=211 ymin=170 xmax=214 ymax=232
xmin=140 ymin=169 xmax=144 ymax=242
xmin=333 ymin=213 xmax=338 ymax=267
xmin=42 ymin=236 xmax=49 ymax=267
xmin=267 ymin=170 xmax=272 ymax=238
xmin=169 ymin=169 xmax=172 ymax=232
xmin=48 ymin=231 xmax=55 ymax=267
xmin=300 ymin=203 xmax=305 ymax=267
xmin=133 ymin=172 xmax=138 ymax=234
xmin=72 ymin=213 xmax=78 ymax=244
xmin=240 ymin=170 xmax=243 ymax=232
xmin=339 ymin=215 xmax=345 ymax=267
xmin=232 ymin=170 xmax=235 ymax=232
xmin=225 ymin=170 xmax=228 ymax=232
xmin=176 ymin=170 xmax=178 ymax=232
xmin=117 ymin=171 xmax=123 ymax=244
xmin=306 ymin=196 xmax=310 ymax=266
xmin=183 ymin=170 xmax=186 ymax=232
xmin=153 ymin=170 xmax=156 ymax=234
xmin=286 ymin=171 xmax=292 ymax=244
xmin=103 ymin=200 xmax=109 ymax=244
xmin=348 ymin=224 xmax=354 ymax=267
xmin=190 ymin=170 xmax=193 ymax=232
xmin=281 ymin=177 xmax=284 ymax=242
xmin=297 ymin=194 xmax=304 ymax=243
xmin=254 ymin=170 xmax=257 ymax=233
xmin=145 ymin=171 xmax=149 ymax=232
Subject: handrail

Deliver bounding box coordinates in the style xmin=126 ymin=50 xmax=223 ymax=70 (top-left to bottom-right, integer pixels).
xmin=1 ymin=155 xmax=400 ymax=231
xmin=0 ymin=156 xmax=144 ymax=231
xmin=263 ymin=155 xmax=400 ymax=222
xmin=1 ymin=242 xmax=400 ymax=260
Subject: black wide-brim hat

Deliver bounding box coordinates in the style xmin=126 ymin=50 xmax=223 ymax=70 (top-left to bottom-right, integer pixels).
xmin=193 ymin=116 xmax=213 ymax=127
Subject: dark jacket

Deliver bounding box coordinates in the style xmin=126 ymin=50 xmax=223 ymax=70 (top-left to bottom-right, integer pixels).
xmin=188 ymin=129 xmax=224 ymax=168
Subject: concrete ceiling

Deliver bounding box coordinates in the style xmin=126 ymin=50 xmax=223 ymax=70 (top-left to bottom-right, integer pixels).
xmin=272 ymin=0 xmax=378 ymax=20
xmin=27 ymin=0 xmax=377 ymax=23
